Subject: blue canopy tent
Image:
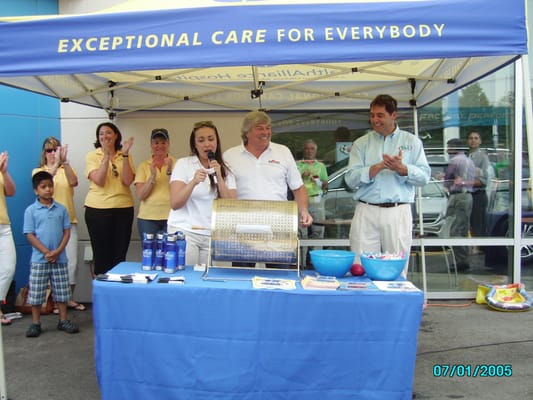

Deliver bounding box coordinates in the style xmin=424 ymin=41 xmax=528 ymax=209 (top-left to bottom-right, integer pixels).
xmin=0 ymin=0 xmax=528 ymax=115
xmin=0 ymin=0 xmax=531 ymax=398
xmin=0 ymin=1 xmax=529 ymax=285
xmin=0 ymin=0 xmax=529 ymax=285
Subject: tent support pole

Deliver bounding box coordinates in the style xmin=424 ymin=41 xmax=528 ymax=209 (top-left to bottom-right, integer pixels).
xmin=0 ymin=324 xmax=7 ymax=399
xmin=520 ymin=54 xmax=533 ymax=283
xmin=521 ymin=55 xmax=532 ymax=176
xmin=412 ymin=106 xmax=428 ymax=301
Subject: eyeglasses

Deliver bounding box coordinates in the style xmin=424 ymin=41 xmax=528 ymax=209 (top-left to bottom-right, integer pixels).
xmin=45 ymin=148 xmax=56 ymax=154
xmin=111 ymin=163 xmax=119 ymax=177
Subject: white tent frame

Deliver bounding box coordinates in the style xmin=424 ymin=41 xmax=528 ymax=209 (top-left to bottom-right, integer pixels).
xmin=0 ymin=1 xmax=532 ymax=396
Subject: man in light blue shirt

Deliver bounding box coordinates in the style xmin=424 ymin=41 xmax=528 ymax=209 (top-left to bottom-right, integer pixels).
xmin=345 ymin=94 xmax=430 ymax=276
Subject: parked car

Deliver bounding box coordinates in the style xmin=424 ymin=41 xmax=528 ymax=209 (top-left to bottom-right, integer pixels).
xmin=485 ymin=176 xmax=533 ymax=266
xmin=422 ymin=150 xmax=533 ymax=265
xmin=323 ymin=148 xmax=533 ymax=264
xmin=418 ymin=155 xmax=533 ymax=265
xmin=321 ymin=165 xmax=448 ymax=239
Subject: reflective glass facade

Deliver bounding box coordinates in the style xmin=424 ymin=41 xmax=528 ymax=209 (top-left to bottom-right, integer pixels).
xmin=271 ymin=61 xmax=531 ymax=297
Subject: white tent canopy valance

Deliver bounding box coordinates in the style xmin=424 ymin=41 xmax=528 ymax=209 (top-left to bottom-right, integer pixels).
xmin=0 ymin=0 xmax=527 ymax=115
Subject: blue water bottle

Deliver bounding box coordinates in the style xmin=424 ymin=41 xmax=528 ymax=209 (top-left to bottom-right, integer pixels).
xmin=164 ymin=234 xmax=177 ymax=273
xmin=176 ymin=231 xmax=186 ymax=270
xmin=154 ymin=233 xmax=165 ymax=271
xmin=142 ymin=233 xmax=154 ymax=271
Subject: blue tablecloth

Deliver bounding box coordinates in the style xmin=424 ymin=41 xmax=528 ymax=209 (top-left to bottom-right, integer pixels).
xmin=93 ymin=262 xmax=424 ymax=400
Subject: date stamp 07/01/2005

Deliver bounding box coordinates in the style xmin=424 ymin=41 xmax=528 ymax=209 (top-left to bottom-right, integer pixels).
xmin=432 ymin=364 xmax=512 ymax=378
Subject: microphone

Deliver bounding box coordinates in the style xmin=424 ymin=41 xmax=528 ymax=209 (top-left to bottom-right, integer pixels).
xmin=207 ymin=151 xmax=218 ymax=184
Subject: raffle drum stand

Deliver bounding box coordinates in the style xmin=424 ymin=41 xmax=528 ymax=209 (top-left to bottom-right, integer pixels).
xmin=203 ymin=199 xmax=300 ymax=280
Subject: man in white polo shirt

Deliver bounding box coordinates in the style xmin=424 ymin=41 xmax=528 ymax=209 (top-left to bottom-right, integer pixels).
xmin=224 ymin=110 xmax=313 ymax=227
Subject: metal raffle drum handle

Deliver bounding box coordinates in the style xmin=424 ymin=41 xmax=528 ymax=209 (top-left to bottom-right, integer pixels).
xmin=209 ymin=199 xmax=299 ymax=265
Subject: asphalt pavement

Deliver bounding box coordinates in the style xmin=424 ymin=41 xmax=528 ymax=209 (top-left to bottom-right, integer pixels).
xmin=0 ymin=299 xmax=531 ymax=399
xmin=413 ymin=300 xmax=533 ymax=400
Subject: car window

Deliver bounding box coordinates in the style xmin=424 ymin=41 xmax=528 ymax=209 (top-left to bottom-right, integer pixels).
xmin=326 ymin=158 xmax=348 ymax=175
xmin=421 ymin=179 xmax=445 ymax=197
xmin=328 ymin=170 xmax=347 ymax=190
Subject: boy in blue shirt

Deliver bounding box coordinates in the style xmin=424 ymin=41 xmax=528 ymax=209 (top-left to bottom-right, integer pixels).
xmin=23 ymin=171 xmax=79 ymax=337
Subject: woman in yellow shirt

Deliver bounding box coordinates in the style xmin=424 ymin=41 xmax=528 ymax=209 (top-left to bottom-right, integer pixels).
xmin=84 ymin=122 xmax=135 ymax=275
xmin=0 ymin=151 xmax=16 ymax=325
xmin=134 ymin=128 xmax=176 ymax=236
xmin=33 ymin=137 xmax=85 ymax=311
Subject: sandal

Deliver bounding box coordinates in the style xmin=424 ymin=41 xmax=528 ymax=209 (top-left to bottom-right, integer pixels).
xmin=1 ymin=316 xmax=12 ymax=326
xmin=67 ymin=302 xmax=86 ymax=311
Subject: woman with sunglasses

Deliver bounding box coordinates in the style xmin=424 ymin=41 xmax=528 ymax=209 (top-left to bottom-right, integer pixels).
xmin=84 ymin=122 xmax=135 ymax=275
xmin=33 ymin=137 xmax=85 ymax=311
xmin=168 ymin=121 xmax=236 ymax=266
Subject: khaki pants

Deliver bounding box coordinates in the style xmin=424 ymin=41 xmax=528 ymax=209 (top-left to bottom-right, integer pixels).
xmin=349 ymin=202 xmax=412 ymax=277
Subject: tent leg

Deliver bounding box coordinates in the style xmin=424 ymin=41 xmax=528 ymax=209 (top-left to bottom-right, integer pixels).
xmin=518 ymin=54 xmax=533 ymax=284
xmin=0 ymin=325 xmax=7 ymax=400
xmin=411 ymin=106 xmax=428 ymax=301
xmin=521 ymin=55 xmax=533 ymax=179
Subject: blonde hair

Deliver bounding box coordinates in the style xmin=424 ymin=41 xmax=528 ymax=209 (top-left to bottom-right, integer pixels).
xmin=240 ymin=111 xmax=271 ymax=145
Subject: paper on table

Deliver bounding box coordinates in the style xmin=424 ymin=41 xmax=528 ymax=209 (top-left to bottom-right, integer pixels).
xmin=372 ymin=281 xmax=421 ymax=292
xmin=301 ymin=275 xmax=339 ymax=290
xmin=338 ymin=281 xmax=378 ymax=290
xmin=252 ymin=276 xmax=296 ymax=290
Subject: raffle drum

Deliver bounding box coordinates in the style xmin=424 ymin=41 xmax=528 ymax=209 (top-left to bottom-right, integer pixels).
xmin=204 ymin=199 xmax=300 ymax=278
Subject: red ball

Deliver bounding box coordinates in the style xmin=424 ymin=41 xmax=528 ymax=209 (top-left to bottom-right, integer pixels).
xmin=351 ymin=263 xmax=365 ymax=276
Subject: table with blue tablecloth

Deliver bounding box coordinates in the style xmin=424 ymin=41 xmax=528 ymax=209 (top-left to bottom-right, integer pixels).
xmin=93 ymin=262 xmax=424 ymax=400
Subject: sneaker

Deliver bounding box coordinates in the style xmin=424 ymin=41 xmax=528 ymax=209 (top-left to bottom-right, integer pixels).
xmin=57 ymin=319 xmax=79 ymax=334
xmin=26 ymin=323 xmax=42 ymax=338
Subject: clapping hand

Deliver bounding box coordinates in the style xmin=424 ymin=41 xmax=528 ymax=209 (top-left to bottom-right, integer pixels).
xmin=149 ymin=159 xmax=158 ymax=176
xmin=383 ymin=149 xmax=403 ymax=172
xmin=59 ymin=144 xmax=69 ymax=164
xmin=51 ymin=147 xmax=62 ymax=169
xmin=164 ymin=157 xmax=173 ymax=175
xmin=122 ymin=137 xmax=134 ymax=155
xmin=0 ymin=151 xmax=8 ymax=172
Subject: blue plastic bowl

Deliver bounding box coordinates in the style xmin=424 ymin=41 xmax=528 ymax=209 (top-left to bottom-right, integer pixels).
xmin=360 ymin=253 xmax=407 ymax=280
xmin=310 ymin=250 xmax=355 ymax=277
